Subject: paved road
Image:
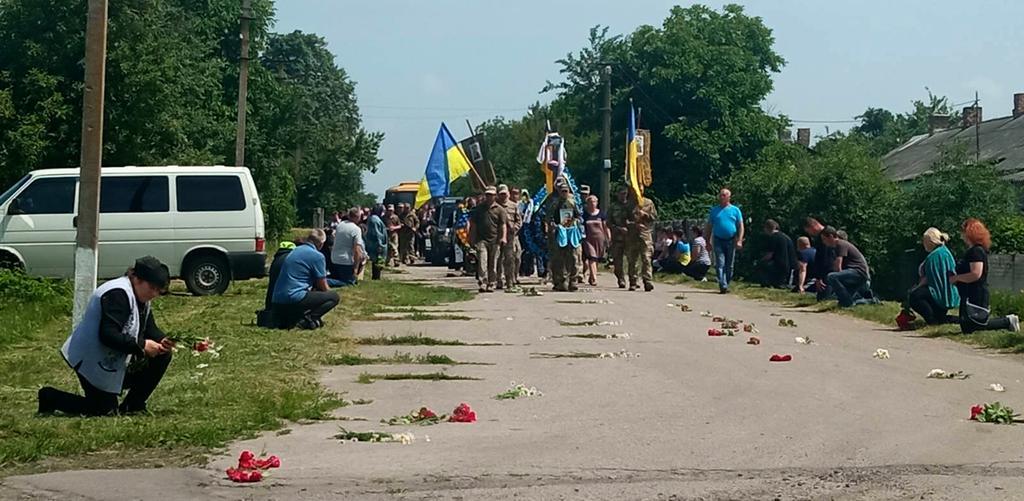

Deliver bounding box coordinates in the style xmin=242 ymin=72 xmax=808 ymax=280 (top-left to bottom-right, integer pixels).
xmin=5 ymin=267 xmax=1024 ymax=500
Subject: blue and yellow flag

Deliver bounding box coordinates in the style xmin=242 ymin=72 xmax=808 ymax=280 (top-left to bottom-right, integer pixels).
xmin=625 ymin=104 xmax=643 ymax=199
xmin=415 ymin=123 xmax=473 ymax=208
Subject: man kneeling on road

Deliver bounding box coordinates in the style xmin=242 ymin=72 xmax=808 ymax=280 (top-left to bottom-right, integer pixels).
xmin=820 ymin=226 xmax=871 ymax=308
xmin=38 ymin=256 xmax=174 ymax=416
xmin=271 ymin=229 xmax=340 ymax=329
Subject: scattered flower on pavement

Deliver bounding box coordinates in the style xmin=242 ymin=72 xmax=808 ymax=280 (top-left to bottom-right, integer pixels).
xmin=873 ymin=348 xmax=890 ymax=360
xmin=599 ymin=349 xmax=640 ymax=359
xmin=708 ymin=328 xmax=736 ymax=337
xmin=680 ymin=304 xmax=692 ymax=312
xmin=969 ymin=402 xmax=1020 ymax=424
xmin=989 ymin=383 xmax=1006 ymax=392
xmin=449 ymin=403 xmax=477 ymax=423
xmin=794 ymin=337 xmax=812 ymax=345
xmin=926 ymin=369 xmax=970 ymax=380
xmin=381 ymin=407 xmax=446 ymax=426
xmin=747 ymin=336 xmax=761 ymax=345
xmin=778 ymin=318 xmax=797 ymax=327
xmin=769 ymin=354 xmax=793 ymax=362
xmin=496 ymin=381 xmax=542 ymax=400
xmin=226 ymin=449 xmax=280 ymax=483
xmin=700 ymin=311 xmax=713 ymax=318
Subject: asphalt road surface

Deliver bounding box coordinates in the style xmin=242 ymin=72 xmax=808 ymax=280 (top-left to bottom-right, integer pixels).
xmin=5 ymin=266 xmax=1024 ymax=500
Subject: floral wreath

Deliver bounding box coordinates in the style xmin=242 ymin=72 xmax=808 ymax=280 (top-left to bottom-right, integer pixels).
xmin=523 ymin=168 xmax=582 ymax=261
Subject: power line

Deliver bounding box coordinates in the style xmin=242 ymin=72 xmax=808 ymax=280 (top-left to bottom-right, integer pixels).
xmin=789 ymin=119 xmax=860 ymax=124
xmin=360 ymin=104 xmax=530 ymax=112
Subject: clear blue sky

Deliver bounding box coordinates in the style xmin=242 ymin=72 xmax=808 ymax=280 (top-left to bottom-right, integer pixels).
xmin=274 ymin=0 xmax=1024 ymax=197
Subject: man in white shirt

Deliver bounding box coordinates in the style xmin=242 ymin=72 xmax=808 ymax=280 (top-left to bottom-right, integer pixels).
xmin=330 ymin=207 xmax=365 ymax=287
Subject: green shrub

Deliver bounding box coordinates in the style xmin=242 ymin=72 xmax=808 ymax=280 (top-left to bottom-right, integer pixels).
xmin=0 ymin=269 xmax=71 ymax=305
xmin=991 ymin=290 xmax=1024 ymax=318
xmin=990 ymin=214 xmax=1024 ymax=254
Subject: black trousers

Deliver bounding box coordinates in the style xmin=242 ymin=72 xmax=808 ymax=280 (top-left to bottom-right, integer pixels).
xmin=683 ymin=262 xmax=710 ymax=280
xmin=273 ymin=290 xmax=340 ymax=328
xmin=39 ymin=352 xmax=172 ymax=416
xmin=960 ymin=303 xmax=1012 ymax=334
xmin=371 ymin=260 xmax=383 ymax=280
xmin=906 ymin=286 xmax=948 ymax=325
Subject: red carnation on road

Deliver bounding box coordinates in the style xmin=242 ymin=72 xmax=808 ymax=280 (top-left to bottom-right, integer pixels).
xmin=226 ymin=449 xmax=280 ymax=483
xmin=970 ymin=404 xmax=985 ymax=421
xmin=449 ymin=403 xmax=477 ymax=423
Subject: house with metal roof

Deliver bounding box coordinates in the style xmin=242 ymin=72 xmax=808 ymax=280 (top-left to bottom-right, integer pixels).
xmin=882 ymin=94 xmax=1024 ymax=182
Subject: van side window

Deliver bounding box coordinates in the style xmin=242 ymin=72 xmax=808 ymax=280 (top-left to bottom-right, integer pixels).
xmin=100 ymin=176 xmax=169 ymax=213
xmin=176 ymin=176 xmax=245 ymax=212
xmin=12 ymin=177 xmax=77 ymax=214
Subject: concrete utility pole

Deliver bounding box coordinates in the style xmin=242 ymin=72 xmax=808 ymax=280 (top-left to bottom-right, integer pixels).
xmin=600 ymin=65 xmax=612 ymax=207
xmin=72 ymin=0 xmax=109 ymax=326
xmin=234 ymin=0 xmax=253 ymax=167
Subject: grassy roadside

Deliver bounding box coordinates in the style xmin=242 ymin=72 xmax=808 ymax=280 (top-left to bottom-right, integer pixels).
xmin=0 ymin=271 xmax=470 ymax=475
xmin=655 ymin=273 xmax=1024 ymax=353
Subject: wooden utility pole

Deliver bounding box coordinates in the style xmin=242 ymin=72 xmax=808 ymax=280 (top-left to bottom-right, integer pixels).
xmin=72 ymin=0 xmax=109 ymax=326
xmin=974 ymin=91 xmax=981 ymax=164
xmin=234 ymin=0 xmax=253 ymax=167
xmin=600 ymin=65 xmax=612 ymax=207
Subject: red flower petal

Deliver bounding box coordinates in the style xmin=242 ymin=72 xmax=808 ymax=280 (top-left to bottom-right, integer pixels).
xmin=970 ymin=404 xmax=984 ymax=420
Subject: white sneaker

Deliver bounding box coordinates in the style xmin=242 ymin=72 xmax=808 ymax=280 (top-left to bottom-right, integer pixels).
xmin=700 ymin=277 xmax=708 ymax=282
xmin=1009 ymin=314 xmax=1020 ymax=332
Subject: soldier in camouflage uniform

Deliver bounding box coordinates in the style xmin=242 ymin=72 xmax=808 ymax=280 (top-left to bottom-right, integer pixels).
xmin=384 ymin=204 xmax=401 ymax=267
xmin=496 ymin=185 xmax=522 ymax=290
xmin=398 ymin=204 xmax=420 ymax=265
xmin=625 ymin=189 xmax=658 ymax=292
xmin=606 ymin=186 xmax=630 ymax=288
xmin=545 ymin=181 xmax=582 ymax=291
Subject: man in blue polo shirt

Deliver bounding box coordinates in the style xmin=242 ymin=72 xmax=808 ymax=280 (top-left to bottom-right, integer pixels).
xmin=271 ymin=229 xmax=340 ymax=329
xmin=705 ymin=188 xmax=745 ymax=294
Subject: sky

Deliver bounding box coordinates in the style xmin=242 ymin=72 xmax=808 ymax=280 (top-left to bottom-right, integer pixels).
xmin=274 ymin=0 xmax=1024 ymax=197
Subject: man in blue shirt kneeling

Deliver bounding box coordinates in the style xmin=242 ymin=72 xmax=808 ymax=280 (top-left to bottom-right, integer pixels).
xmin=271 ymin=229 xmax=340 ymax=329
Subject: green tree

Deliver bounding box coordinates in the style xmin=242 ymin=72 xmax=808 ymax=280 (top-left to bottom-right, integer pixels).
xmin=541 ymin=5 xmax=785 ymax=200
xmin=0 ymin=1 xmax=380 ymax=239
xmin=850 ymin=90 xmax=959 ymax=156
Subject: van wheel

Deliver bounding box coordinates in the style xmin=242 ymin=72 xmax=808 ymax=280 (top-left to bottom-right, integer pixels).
xmin=0 ymin=252 xmax=23 ymax=271
xmin=183 ymin=254 xmax=230 ymax=296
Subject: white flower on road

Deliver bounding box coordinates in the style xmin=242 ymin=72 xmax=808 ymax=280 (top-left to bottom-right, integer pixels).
xmin=506 ymin=317 xmax=515 ymax=321
xmin=990 ymin=383 xmax=1006 ymax=392
xmin=794 ymin=337 xmax=811 ymax=345
xmin=873 ymin=348 xmax=890 ymax=360
xmin=927 ymin=369 xmax=947 ymax=378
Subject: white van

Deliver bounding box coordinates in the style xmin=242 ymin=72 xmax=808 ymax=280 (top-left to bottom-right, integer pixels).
xmin=0 ymin=166 xmax=267 ymax=295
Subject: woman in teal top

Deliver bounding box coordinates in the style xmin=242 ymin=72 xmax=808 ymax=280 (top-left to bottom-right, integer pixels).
xmin=899 ymin=227 xmax=960 ymax=327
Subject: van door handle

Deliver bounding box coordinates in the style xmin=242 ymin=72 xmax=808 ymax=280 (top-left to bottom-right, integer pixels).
xmin=73 ymin=216 xmax=78 ymax=227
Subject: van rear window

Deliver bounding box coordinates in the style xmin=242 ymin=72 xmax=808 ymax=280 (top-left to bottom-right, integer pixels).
xmin=176 ymin=175 xmax=245 ymax=212
xmin=100 ymin=176 xmax=169 ymax=213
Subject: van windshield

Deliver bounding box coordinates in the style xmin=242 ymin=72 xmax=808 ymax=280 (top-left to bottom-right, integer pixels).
xmin=0 ymin=175 xmax=30 ymax=207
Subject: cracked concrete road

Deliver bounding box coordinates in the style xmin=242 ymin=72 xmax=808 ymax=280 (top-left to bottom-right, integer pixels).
xmin=5 ymin=266 xmax=1024 ymax=500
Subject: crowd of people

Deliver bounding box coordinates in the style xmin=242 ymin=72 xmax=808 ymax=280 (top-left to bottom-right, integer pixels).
xmin=34 ymin=178 xmax=1023 ymax=417
xmin=442 ymin=182 xmax=661 ymax=293
xmin=676 ymin=188 xmax=1021 ymax=336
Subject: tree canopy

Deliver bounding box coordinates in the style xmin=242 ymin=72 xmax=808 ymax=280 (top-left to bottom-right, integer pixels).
xmin=0 ymin=0 xmax=381 ymax=238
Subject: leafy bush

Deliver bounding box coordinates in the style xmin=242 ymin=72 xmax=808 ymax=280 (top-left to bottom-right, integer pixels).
xmin=728 ymin=140 xmax=905 ymax=292
xmin=0 ymin=269 xmax=70 ymax=305
xmin=990 ymin=214 xmax=1024 ymax=254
